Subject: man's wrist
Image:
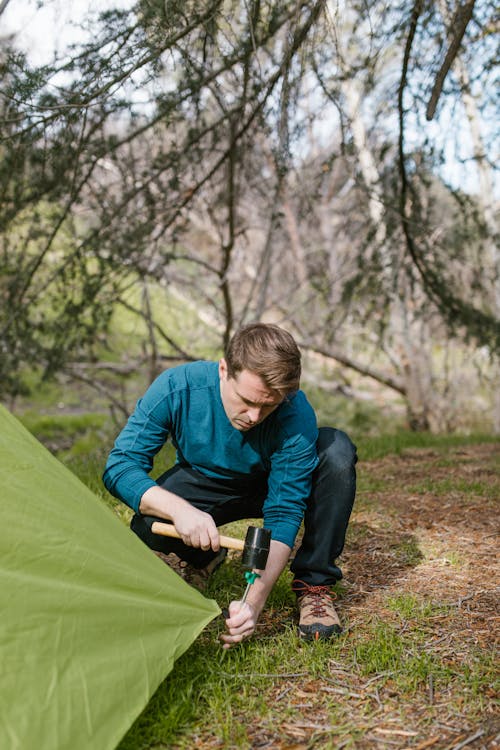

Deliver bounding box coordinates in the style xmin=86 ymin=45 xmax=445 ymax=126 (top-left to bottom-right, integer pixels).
xmin=244 ymin=581 xmax=270 ymax=618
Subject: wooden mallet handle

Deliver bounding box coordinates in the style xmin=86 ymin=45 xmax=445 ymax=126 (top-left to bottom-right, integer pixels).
xmin=151 ymin=521 xmax=245 ymax=551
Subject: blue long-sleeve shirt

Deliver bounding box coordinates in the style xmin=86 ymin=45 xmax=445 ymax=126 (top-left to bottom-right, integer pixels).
xmin=102 ymin=361 xmax=319 ymax=547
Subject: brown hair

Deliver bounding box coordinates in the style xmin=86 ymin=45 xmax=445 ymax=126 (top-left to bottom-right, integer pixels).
xmin=225 ymin=323 xmax=301 ymax=395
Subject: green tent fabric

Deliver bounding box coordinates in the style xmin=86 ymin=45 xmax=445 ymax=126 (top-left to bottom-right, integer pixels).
xmin=0 ymin=405 xmax=220 ymax=750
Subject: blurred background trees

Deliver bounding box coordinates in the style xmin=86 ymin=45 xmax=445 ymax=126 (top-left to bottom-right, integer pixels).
xmin=1 ymin=0 xmax=498 ymax=432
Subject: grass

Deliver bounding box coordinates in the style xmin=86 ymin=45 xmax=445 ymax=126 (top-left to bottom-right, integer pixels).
xmin=19 ymin=411 xmax=107 ymax=447
xmin=407 ymin=476 xmax=498 ymax=499
xmin=305 ymin=383 xmax=405 ymax=436
xmin=114 ymin=574 xmax=496 ymax=749
xmin=118 ymin=616 xmax=346 ymax=750
xmin=15 ymin=414 xmax=500 ymax=749
xmin=353 ymin=430 xmax=500 ymax=461
xmin=386 ymin=593 xmax=443 ymax=621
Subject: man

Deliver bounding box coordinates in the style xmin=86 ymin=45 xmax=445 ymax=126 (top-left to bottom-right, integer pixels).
xmin=103 ymin=323 xmax=356 ymax=647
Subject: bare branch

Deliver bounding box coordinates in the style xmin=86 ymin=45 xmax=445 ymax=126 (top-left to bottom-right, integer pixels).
xmin=298 ymin=342 xmax=407 ymax=395
xmin=117 ymin=298 xmax=199 ymax=362
xmin=0 ymin=0 xmax=12 ymax=17
xmin=426 ymin=0 xmax=476 ymax=121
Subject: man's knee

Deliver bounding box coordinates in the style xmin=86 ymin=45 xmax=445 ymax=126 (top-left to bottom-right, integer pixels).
xmin=316 ymin=427 xmax=357 ymax=474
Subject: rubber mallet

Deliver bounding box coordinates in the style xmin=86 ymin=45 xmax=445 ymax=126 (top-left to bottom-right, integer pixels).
xmin=151 ymin=521 xmax=271 ymax=570
xmin=151 ymin=521 xmax=272 ymax=611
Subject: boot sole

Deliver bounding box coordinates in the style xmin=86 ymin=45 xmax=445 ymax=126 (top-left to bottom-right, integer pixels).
xmin=298 ymin=624 xmax=342 ymax=640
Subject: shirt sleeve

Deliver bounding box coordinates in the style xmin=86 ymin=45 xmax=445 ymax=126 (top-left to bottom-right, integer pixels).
xmin=102 ymin=375 xmax=173 ymax=512
xmin=263 ymin=424 xmax=318 ymax=548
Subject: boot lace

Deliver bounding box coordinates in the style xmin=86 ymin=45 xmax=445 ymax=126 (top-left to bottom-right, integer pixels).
xmin=292 ymin=580 xmax=336 ymax=616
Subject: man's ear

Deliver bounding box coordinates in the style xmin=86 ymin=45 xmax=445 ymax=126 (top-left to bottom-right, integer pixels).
xmin=219 ymin=358 xmax=228 ymax=380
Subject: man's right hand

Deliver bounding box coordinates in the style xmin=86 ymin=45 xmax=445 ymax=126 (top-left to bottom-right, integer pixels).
xmin=139 ymin=485 xmax=220 ymax=551
xmin=170 ymin=502 xmax=220 ymax=551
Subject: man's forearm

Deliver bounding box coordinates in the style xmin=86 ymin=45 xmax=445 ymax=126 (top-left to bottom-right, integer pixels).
xmin=139 ymin=485 xmax=220 ymax=551
xmin=244 ymin=539 xmax=291 ymax=616
xmin=139 ymin=484 xmax=184 ymax=519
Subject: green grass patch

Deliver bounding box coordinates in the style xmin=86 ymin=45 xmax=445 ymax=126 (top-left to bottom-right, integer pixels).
xmin=354 ymin=622 xmax=404 ymax=673
xmin=385 ymin=593 xmax=445 ymax=621
xmin=353 ymin=620 xmax=455 ymax=695
xmin=443 ymin=549 xmax=465 ymax=567
xmin=391 ymin=537 xmax=423 ymax=566
xmin=20 ymin=411 xmax=107 ymax=439
xmin=355 ymin=473 xmax=388 ymax=496
xmin=20 ymin=411 xmax=110 ymax=456
xmin=459 ymin=650 xmax=499 ymax=700
xmin=407 ymin=476 xmax=499 ymax=500
xmin=354 ymin=431 xmax=500 ymax=461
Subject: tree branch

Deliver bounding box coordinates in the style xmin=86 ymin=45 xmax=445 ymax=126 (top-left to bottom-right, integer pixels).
xmin=117 ymin=298 xmax=199 ymax=362
xmin=0 ymin=0 xmax=12 ymax=17
xmin=426 ymin=0 xmax=476 ymax=121
xmin=298 ymin=341 xmax=407 ymax=395
xmin=397 ymin=0 xmax=500 ymax=352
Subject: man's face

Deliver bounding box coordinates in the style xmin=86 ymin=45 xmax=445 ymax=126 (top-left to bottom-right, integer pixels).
xmin=219 ymin=359 xmax=284 ymax=431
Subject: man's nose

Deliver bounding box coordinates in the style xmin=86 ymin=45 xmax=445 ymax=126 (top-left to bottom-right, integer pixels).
xmin=246 ymin=406 xmax=262 ymax=423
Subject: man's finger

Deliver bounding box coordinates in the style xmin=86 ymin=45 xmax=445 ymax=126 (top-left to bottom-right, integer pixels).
xmin=198 ymin=529 xmax=211 ymax=550
xmin=220 ymin=627 xmax=253 ymax=648
xmin=208 ymin=525 xmax=220 ymax=552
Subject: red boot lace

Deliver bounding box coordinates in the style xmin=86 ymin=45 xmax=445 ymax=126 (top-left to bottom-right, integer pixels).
xmin=292 ymin=580 xmax=336 ymax=616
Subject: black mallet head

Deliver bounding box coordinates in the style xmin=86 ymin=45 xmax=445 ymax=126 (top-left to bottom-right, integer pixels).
xmin=241 ymin=526 xmax=271 ymax=571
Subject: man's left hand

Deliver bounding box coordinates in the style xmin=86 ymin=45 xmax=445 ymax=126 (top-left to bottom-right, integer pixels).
xmin=220 ymin=600 xmax=258 ymax=648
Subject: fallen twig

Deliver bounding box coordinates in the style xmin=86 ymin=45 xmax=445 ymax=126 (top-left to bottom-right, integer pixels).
xmin=275 ymin=685 xmax=293 ymax=701
xmin=364 ymin=671 xmax=394 ymax=686
xmin=220 ymin=671 xmax=308 ymax=679
xmin=428 ymin=673 xmax=434 ymax=705
xmin=448 ymin=729 xmax=485 ymax=750
xmin=374 ymin=728 xmax=419 ymax=737
xmin=411 ymin=738 xmax=440 ymax=750
xmin=321 ymin=686 xmax=365 ymax=699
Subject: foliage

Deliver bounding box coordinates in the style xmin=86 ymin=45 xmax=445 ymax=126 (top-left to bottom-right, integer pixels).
xmin=1 ymin=0 xmax=498 ymax=433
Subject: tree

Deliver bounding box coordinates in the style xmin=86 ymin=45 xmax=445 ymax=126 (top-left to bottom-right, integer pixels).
xmin=1 ymin=1 xmax=329 ymax=394
xmin=1 ymin=0 xmax=497 ymax=431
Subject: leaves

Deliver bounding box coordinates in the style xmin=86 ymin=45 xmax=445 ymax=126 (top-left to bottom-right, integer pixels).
xmin=0 ymin=0 xmax=498 ymax=402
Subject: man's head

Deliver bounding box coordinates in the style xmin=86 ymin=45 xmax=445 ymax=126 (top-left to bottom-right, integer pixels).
xmin=219 ymin=323 xmax=301 ymax=431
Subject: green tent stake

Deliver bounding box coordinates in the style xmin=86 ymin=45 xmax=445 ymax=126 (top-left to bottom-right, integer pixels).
xmin=241 ymin=570 xmax=262 ymax=603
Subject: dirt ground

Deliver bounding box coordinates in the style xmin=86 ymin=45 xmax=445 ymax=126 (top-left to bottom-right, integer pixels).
xmin=247 ymin=443 xmax=500 ymax=750
xmin=344 ymin=443 xmax=498 ymax=610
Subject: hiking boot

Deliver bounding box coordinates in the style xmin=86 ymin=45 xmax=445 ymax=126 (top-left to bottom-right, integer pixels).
xmin=154 ymin=547 xmax=228 ymax=592
xmin=292 ymin=580 xmax=342 ymax=640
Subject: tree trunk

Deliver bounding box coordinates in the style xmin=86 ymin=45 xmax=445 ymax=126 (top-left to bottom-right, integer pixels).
xmin=341 ymin=76 xmax=436 ymax=430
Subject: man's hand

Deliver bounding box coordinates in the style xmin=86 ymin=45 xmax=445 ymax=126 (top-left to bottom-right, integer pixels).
xmin=139 ymin=485 xmax=220 ymax=551
xmin=219 ymin=539 xmax=292 ymax=648
xmin=220 ymin=601 xmax=258 ymax=649
xmin=170 ymin=503 xmax=220 ymax=551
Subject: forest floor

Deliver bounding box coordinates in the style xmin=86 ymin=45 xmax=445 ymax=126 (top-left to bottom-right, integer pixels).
xmin=132 ymin=442 xmax=500 ymax=750
xmin=246 ymin=443 xmax=499 ymax=750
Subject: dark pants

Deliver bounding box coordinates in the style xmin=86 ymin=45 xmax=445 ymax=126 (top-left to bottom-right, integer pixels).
xmin=131 ymin=427 xmax=357 ymax=587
